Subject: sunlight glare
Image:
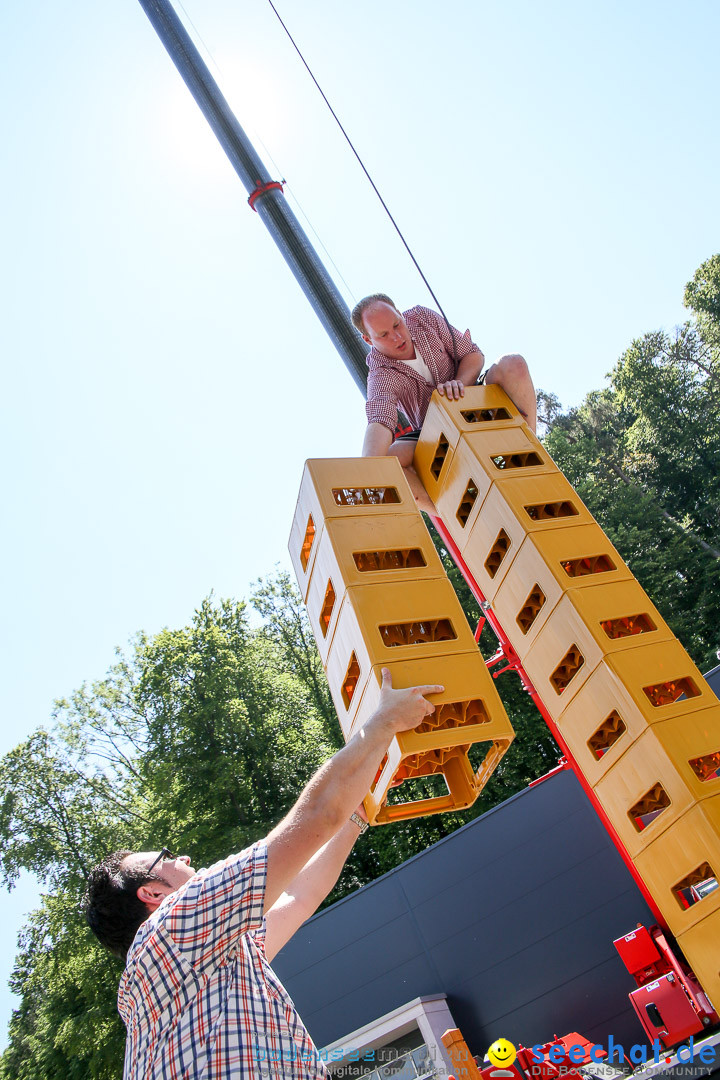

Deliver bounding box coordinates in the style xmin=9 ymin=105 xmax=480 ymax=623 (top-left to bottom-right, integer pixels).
xmin=157 ymin=50 xmax=291 ymax=182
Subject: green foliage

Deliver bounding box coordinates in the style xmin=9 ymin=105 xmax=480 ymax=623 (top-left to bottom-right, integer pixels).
xmin=0 ymin=593 xmax=334 ymax=1079
xmin=131 ymin=598 xmax=334 ymax=859
xmin=684 ymin=254 xmax=720 ymax=350
xmin=251 ymin=573 xmax=340 ymax=749
xmin=545 ymin=259 xmax=720 ymax=669
xmin=1 ymin=898 xmax=125 ymax=1080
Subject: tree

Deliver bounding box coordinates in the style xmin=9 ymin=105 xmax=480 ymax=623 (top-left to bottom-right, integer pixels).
xmin=684 ymin=254 xmax=720 ymax=353
xmin=0 ymin=722 xmax=140 ymax=1079
xmin=544 ymin=258 xmax=720 ymax=670
xmin=0 ymin=569 xmax=561 ymax=1079
xmin=0 ymin=596 xmax=335 ymax=1079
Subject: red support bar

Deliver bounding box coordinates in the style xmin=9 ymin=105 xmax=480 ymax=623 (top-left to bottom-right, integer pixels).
xmin=528 ymin=758 xmax=571 ymax=787
xmin=429 ymin=513 xmax=666 ymax=926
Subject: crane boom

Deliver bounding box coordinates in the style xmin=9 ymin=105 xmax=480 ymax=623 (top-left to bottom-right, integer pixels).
xmin=136 ymin=0 xmax=370 ymax=395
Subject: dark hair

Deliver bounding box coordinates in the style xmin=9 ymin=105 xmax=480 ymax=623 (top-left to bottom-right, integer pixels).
xmin=351 ymin=293 xmax=398 ymax=335
xmin=84 ymin=850 xmax=161 ymax=961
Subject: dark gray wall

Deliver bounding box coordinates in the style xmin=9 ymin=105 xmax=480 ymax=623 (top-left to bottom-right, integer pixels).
xmin=274 ymin=768 xmax=655 ymax=1057
xmin=706 ymin=664 xmax=720 ymax=697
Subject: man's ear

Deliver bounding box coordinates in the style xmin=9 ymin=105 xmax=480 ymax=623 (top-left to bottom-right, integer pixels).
xmin=361 ymin=333 xmax=371 ymax=345
xmin=137 ymin=881 xmax=170 ymax=909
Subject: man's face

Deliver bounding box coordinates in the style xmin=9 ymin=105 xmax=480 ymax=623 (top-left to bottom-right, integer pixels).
xmin=124 ymin=850 xmax=197 ymax=894
xmin=361 ymin=302 xmax=414 ymax=361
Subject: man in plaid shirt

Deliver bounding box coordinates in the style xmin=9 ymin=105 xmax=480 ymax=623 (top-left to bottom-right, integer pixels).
xmin=351 ymin=294 xmax=537 ymax=513
xmin=85 ymin=670 xmax=442 ymax=1079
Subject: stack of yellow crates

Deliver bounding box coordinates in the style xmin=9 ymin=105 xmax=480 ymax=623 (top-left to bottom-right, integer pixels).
xmin=288 ymin=457 xmax=514 ymax=825
xmin=415 ymin=384 xmax=720 ymax=1002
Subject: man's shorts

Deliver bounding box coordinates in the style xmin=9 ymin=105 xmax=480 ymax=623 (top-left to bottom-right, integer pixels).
xmin=393 ymin=372 xmax=488 ymax=443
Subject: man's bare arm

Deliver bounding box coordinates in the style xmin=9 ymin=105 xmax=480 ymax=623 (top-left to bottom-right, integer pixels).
xmin=362 ymin=422 xmax=394 ymax=456
xmin=263 ymin=672 xmax=441 ymax=913
xmin=263 ymin=813 xmax=364 ymax=960
xmin=437 ymin=349 xmax=485 ymax=400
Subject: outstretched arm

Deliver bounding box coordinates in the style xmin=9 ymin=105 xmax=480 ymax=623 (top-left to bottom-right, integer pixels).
xmin=263 ymin=809 xmax=366 ymax=961
xmin=263 ymin=671 xmax=442 ymax=915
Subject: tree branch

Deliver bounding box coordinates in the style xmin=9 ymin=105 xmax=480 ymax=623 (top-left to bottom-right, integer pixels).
xmin=605 ymin=460 xmax=720 ymax=559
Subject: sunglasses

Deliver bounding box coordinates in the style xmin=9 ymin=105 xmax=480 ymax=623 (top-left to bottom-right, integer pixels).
xmin=146 ymin=847 xmax=175 ymax=875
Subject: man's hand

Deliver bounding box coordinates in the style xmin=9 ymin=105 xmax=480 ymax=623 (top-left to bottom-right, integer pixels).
xmin=372 ymin=668 xmax=443 ymax=733
xmin=437 ymin=379 xmax=465 ymax=400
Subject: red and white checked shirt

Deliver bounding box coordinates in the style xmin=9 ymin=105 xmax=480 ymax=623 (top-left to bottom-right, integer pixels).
xmin=118 ymin=841 xmax=327 ymax=1080
xmin=365 ymin=305 xmax=482 ymax=432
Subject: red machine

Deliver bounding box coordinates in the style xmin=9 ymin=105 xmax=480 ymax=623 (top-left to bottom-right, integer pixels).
xmin=445 ymin=1027 xmax=604 ymax=1080
xmin=614 ymin=924 xmax=718 ymax=1047
xmin=476 ymin=1032 xmax=604 ymax=1080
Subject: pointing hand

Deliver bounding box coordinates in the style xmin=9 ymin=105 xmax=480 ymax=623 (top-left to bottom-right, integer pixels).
xmin=375 ymin=668 xmax=444 ymax=733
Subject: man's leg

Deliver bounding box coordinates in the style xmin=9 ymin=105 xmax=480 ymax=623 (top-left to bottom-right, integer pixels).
xmin=388 ymin=439 xmax=437 ymax=515
xmin=485 ymin=353 xmax=537 ymax=432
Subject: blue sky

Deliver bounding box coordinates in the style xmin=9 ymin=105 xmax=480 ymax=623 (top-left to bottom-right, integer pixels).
xmin=1 ymin=0 xmax=719 ymax=1051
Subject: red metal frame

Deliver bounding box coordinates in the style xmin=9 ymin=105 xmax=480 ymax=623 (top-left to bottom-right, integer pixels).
xmin=247 ymin=179 xmax=284 ymax=210
xmin=430 ymin=513 xmax=666 ymax=926
xmin=615 ymin=924 xmax=718 ymax=1046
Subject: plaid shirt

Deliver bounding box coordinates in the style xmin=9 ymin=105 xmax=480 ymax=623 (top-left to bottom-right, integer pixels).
xmin=118 ymin=841 xmax=328 ymax=1080
xmin=365 ymin=305 xmax=482 ymax=432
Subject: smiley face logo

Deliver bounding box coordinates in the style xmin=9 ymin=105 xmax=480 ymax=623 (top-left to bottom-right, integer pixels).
xmin=487 ymin=1038 xmax=517 ymax=1070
